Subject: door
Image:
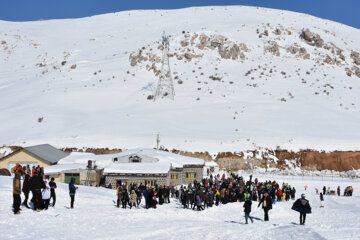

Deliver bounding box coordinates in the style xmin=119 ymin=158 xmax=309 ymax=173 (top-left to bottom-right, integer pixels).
xmin=65 ymin=173 xmax=80 ymax=184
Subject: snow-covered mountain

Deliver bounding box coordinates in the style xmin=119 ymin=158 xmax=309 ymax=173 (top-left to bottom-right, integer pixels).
xmin=1 ymin=6 xmax=360 ymax=154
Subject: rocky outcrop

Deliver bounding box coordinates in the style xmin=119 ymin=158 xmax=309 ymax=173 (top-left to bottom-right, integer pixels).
xmin=265 ymin=41 xmax=280 ymax=56
xmin=286 ymin=44 xmax=310 ymax=59
xmin=300 ymin=28 xmax=324 ymax=48
xmin=351 ymin=51 xmax=360 ymax=65
xmin=129 ymin=50 xmax=148 ymax=66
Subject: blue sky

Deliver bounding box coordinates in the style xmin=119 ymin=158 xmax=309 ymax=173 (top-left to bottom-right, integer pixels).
xmin=0 ymin=0 xmax=358 ymax=29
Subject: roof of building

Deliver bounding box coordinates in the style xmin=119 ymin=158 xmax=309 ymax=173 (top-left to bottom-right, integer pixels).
xmin=205 ymin=161 xmax=219 ymax=167
xmin=44 ymin=148 xmax=205 ymax=175
xmin=24 ymin=144 xmax=68 ymax=164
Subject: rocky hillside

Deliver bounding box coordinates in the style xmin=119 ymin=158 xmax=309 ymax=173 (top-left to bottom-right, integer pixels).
xmin=0 ymin=6 xmax=360 ymax=171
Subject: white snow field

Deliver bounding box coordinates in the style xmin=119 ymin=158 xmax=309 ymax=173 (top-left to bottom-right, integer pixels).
xmin=0 ymin=6 xmax=360 ymax=153
xmin=1 ymin=175 xmax=359 ymax=240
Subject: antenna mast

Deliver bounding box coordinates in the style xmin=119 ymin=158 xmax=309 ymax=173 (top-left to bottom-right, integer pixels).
xmin=154 ymin=31 xmax=175 ymax=100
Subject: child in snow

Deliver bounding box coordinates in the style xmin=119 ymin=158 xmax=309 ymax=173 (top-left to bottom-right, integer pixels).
xmin=42 ymin=179 xmax=51 ymax=210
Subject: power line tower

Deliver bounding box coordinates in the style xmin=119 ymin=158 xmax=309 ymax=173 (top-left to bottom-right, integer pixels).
xmin=154 ymin=31 xmax=175 ymax=100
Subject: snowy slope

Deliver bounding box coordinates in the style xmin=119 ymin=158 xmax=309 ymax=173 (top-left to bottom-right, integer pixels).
xmin=0 ymin=6 xmax=360 ymax=153
xmin=1 ymin=175 xmax=360 ymax=239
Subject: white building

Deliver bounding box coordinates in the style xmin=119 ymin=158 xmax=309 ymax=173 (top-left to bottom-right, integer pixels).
xmin=44 ymin=148 xmax=205 ymax=188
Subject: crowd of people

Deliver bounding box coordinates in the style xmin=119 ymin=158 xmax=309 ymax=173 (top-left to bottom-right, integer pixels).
xmin=12 ymin=163 xmax=58 ymax=214
xmin=10 ymin=162 xmax=354 ymax=226
xmin=113 ymin=173 xmax=301 ymax=223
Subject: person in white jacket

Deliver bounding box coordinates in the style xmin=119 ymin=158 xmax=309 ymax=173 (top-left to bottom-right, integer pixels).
xmin=42 ymin=179 xmax=51 ymax=210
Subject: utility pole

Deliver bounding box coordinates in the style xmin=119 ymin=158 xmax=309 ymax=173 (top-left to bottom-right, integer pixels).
xmin=154 ymin=31 xmax=175 ymax=100
xmin=156 ymin=133 xmax=160 ymax=149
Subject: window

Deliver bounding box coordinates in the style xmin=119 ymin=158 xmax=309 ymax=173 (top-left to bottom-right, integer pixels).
xmin=171 ymin=174 xmax=178 ymax=180
xmin=186 ymin=172 xmax=196 ymax=179
xmin=145 ymin=180 xmax=156 ymax=186
xmin=129 ymin=155 xmax=142 ymax=163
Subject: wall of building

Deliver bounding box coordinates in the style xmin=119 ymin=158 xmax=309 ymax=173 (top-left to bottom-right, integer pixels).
xmin=105 ymin=174 xmax=168 ymax=189
xmin=0 ymin=150 xmax=50 ymax=171
xmin=180 ymin=166 xmax=204 ymax=185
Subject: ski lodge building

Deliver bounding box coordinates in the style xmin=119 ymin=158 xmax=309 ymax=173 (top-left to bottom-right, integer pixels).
xmin=0 ymin=144 xmax=68 ymax=174
xmin=44 ymin=148 xmax=205 ymax=188
xmin=103 ymin=149 xmax=205 ymax=188
xmin=1 ymin=145 xmax=212 ymax=188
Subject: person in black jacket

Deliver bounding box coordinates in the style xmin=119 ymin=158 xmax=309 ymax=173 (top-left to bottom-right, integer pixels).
xmin=258 ymin=192 xmax=272 ymax=221
xmin=22 ymin=174 xmax=31 ymax=208
xmin=292 ymin=194 xmax=312 ymax=225
xmin=243 ymin=199 xmax=254 ymax=224
xmin=49 ymin=178 xmax=57 ymax=207
xmin=29 ymin=171 xmax=46 ymax=211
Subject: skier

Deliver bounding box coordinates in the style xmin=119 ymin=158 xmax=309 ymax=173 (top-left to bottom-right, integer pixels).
xmin=49 ymin=177 xmax=57 ymax=207
xmin=323 ymin=186 xmax=326 ymax=195
xmin=292 ymin=194 xmax=312 ymax=225
xmin=258 ymin=192 xmax=272 ymax=221
xmin=69 ymin=177 xmax=78 ymax=209
xmin=337 ymin=186 xmax=340 ymax=196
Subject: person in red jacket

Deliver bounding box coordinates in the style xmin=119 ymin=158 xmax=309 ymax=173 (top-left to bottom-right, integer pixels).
xmin=277 ymin=189 xmax=283 ymax=202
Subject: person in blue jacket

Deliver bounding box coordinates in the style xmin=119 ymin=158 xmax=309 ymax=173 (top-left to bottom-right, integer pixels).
xmin=292 ymin=194 xmax=312 ymax=225
xmin=143 ymin=186 xmax=149 ymax=209
xmin=69 ymin=177 xmax=78 ymax=209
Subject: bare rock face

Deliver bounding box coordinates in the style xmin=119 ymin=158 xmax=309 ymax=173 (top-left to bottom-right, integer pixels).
xmin=345 ymin=67 xmax=352 ymax=77
xmin=274 ymin=28 xmax=282 ymax=35
xmin=300 ymin=28 xmax=324 ymax=48
xmin=219 ymin=43 xmax=241 ymax=60
xmin=192 ymin=33 xmax=247 ymax=60
xmin=129 ymin=50 xmax=148 ymax=66
xmin=353 ymin=66 xmax=360 ymax=78
xmin=287 ymin=46 xmax=298 ymax=55
xmin=351 ymin=51 xmax=360 ymax=65
xmin=324 ymin=55 xmax=333 ymax=64
xmin=265 ymin=41 xmax=280 ymax=56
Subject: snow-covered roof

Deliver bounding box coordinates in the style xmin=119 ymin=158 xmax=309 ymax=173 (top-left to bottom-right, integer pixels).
xmin=205 ymin=161 xmax=219 ymax=167
xmin=44 ymin=148 xmax=204 ymax=175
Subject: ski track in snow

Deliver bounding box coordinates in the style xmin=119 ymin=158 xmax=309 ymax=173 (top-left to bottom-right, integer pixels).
xmin=1 ymin=175 xmax=360 ymax=240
